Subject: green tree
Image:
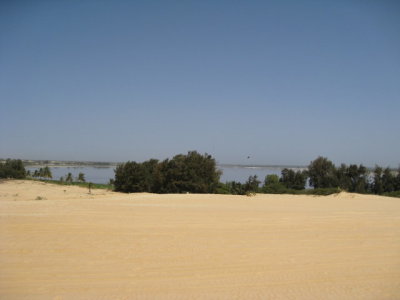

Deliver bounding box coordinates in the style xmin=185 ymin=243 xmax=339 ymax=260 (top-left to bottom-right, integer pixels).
xmin=66 ymin=173 xmax=73 ymax=183
xmin=280 ymin=168 xmax=307 ymax=190
xmin=336 ymin=164 xmax=351 ymax=191
xmin=114 ymin=161 xmax=149 ymax=193
xmin=222 ymin=181 xmax=246 ymax=195
xmin=262 ymin=174 xmax=286 ymax=193
xmin=161 ymin=151 xmax=221 ymax=193
xmin=0 ymin=159 xmax=26 ymax=179
xmin=43 ymin=166 xmax=52 ymax=180
xmin=244 ymin=175 xmax=260 ymax=193
xmin=396 ymin=167 xmax=400 ymax=191
xmin=264 ymin=174 xmax=279 ymax=185
xmin=308 ymin=156 xmax=338 ymax=188
xmin=346 ymin=164 xmax=367 ymax=193
xmin=372 ymin=166 xmax=383 ymax=194
xmin=114 ymin=151 xmax=221 ymax=194
xmin=382 ymin=168 xmax=395 ymax=192
xmin=77 ymin=172 xmax=86 ymax=182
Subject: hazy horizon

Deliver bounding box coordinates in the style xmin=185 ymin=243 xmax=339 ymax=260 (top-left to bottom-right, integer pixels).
xmin=1 ymin=1 xmax=399 ymax=167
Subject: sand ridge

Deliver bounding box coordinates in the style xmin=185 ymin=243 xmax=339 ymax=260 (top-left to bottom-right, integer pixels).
xmin=1 ymin=180 xmax=400 ymax=299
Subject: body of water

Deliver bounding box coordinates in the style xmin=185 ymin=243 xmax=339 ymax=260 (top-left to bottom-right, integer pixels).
xmin=27 ymin=165 xmax=306 ymax=184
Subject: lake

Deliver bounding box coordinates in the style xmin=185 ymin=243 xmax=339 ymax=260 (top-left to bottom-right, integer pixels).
xmin=26 ymin=165 xmax=306 ymax=184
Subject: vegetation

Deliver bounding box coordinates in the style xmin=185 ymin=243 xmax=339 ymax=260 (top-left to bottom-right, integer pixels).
xmin=114 ymin=151 xmax=221 ymax=193
xmin=113 ymin=153 xmax=400 ymax=196
xmin=77 ymin=172 xmax=86 ymax=182
xmin=65 ymin=173 xmax=73 ymax=183
xmin=0 ymin=159 xmax=26 ymax=179
xmin=217 ymin=181 xmax=246 ymax=195
xmin=32 ymin=166 xmax=52 ymax=180
xmin=308 ymin=157 xmax=338 ymax=188
xmin=31 ymin=178 xmax=112 ymax=190
xmin=307 ymin=157 xmax=400 ymax=195
xmin=2 ymin=154 xmax=400 ymax=197
xmin=280 ymin=168 xmax=308 ymax=190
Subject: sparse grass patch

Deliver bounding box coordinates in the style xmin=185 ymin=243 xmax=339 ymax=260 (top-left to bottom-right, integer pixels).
xmin=29 ymin=178 xmax=113 ymax=190
xmin=263 ymin=187 xmax=341 ymax=196
xmin=383 ymin=191 xmax=400 ymax=198
xmin=35 ymin=196 xmax=46 ymax=200
xmin=246 ymin=192 xmax=257 ymax=197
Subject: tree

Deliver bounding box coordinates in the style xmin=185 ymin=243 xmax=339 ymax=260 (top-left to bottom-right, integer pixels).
xmin=396 ymin=167 xmax=400 ymax=191
xmin=222 ymin=181 xmax=246 ymax=195
xmin=336 ymin=164 xmax=351 ymax=191
xmin=66 ymin=173 xmax=73 ymax=183
xmin=0 ymin=159 xmax=26 ymax=179
xmin=160 ymin=151 xmax=221 ymax=193
xmin=264 ymin=174 xmax=279 ymax=185
xmin=308 ymin=156 xmax=338 ymax=188
xmin=262 ymin=174 xmax=286 ymax=193
xmin=346 ymin=164 xmax=367 ymax=193
xmin=244 ymin=175 xmax=260 ymax=193
xmin=43 ymin=166 xmax=52 ymax=180
xmin=114 ymin=161 xmax=149 ymax=193
xmin=77 ymin=172 xmax=86 ymax=182
xmin=280 ymin=168 xmax=307 ymax=190
xmin=372 ymin=166 xmax=383 ymax=194
xmin=114 ymin=151 xmax=221 ymax=194
xmin=382 ymin=168 xmax=395 ymax=193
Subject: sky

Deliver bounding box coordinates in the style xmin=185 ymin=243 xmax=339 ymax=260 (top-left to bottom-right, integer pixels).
xmin=1 ymin=0 xmax=399 ymax=167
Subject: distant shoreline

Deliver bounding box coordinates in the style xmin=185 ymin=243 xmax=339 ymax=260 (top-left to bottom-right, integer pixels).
xmin=3 ymin=159 xmax=391 ymax=171
xmin=1 ymin=159 xmax=307 ymax=169
xmin=0 ymin=159 xmax=119 ymax=168
xmin=218 ymin=163 xmax=307 ymax=169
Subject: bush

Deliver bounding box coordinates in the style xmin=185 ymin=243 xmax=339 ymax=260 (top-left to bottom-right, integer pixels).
xmin=215 ymin=182 xmax=232 ymax=194
xmin=244 ymin=175 xmax=260 ymax=193
xmin=302 ymin=187 xmax=341 ymax=196
xmin=262 ymin=183 xmax=288 ymax=194
xmin=262 ymin=174 xmax=287 ymax=193
xmin=280 ymin=168 xmax=307 ymax=190
xmin=308 ymin=156 xmax=338 ymax=188
xmin=114 ymin=151 xmax=221 ymax=194
xmin=0 ymin=159 xmax=26 ymax=179
xmin=383 ymin=191 xmax=400 ymax=198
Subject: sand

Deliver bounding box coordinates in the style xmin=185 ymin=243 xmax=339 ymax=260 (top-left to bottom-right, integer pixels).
xmin=1 ymin=180 xmax=400 ymax=299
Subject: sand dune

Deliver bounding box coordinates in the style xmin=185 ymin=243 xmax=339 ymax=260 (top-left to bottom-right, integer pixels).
xmin=1 ymin=180 xmax=400 ymax=299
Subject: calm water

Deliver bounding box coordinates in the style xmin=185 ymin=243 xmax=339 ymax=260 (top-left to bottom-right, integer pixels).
xmin=27 ymin=165 xmax=305 ymax=184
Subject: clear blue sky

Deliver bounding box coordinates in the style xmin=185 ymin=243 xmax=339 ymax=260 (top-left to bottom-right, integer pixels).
xmin=1 ymin=0 xmax=399 ymax=167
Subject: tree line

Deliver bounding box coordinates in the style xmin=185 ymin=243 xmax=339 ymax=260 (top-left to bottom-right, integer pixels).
xmin=114 ymin=154 xmax=400 ymax=196
xmin=1 ymin=155 xmax=400 ymax=197
xmin=0 ymin=160 xmax=86 ymax=184
xmin=220 ymin=156 xmax=400 ymax=196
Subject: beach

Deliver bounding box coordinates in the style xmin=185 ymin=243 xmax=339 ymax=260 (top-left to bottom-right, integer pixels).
xmin=1 ymin=180 xmax=399 ymax=299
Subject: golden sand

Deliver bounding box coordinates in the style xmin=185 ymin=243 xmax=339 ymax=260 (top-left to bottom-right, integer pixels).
xmin=1 ymin=180 xmax=400 ymax=299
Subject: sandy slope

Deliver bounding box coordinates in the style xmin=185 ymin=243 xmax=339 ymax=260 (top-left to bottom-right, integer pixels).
xmin=1 ymin=180 xmax=400 ymax=299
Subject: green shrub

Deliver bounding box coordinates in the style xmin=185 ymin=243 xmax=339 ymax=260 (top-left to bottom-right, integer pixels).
xmin=114 ymin=151 xmax=221 ymax=194
xmin=383 ymin=191 xmax=400 ymax=198
xmin=0 ymin=159 xmax=26 ymax=179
